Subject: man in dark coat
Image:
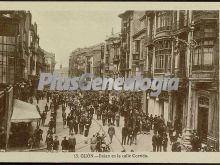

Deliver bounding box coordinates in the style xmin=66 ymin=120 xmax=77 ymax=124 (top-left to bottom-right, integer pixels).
xmin=152 ymin=131 xmax=158 ymax=152
xmin=53 ymin=135 xmax=59 ymax=151
xmin=61 ymin=136 xmax=69 ymax=151
xmin=121 ymin=126 xmax=128 ymax=145
xmin=191 ymin=131 xmax=201 ymax=152
xmin=68 ymin=133 xmax=76 ymax=152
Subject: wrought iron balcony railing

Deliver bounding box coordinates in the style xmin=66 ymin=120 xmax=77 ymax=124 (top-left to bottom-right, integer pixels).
xmin=192 ymin=65 xmax=214 ymax=71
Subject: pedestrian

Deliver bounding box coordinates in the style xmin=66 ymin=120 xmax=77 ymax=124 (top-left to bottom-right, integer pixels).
xmin=79 ymin=118 xmax=84 ymax=135
xmin=0 ymin=127 xmax=6 ymax=150
xmin=157 ymin=133 xmax=163 ymax=152
xmin=121 ymin=126 xmax=127 ymax=145
xmin=152 ymin=131 xmax=158 ymax=152
xmin=112 ymin=111 xmax=115 ymax=125
xmin=27 ymin=135 xmax=34 ymax=149
xmin=126 ymin=126 xmax=133 ymax=145
xmin=73 ymin=119 xmax=79 ymax=134
xmin=96 ymin=133 xmax=102 ymax=152
xmin=41 ymin=111 xmax=47 ymax=126
xmin=172 ymin=138 xmax=181 ymax=152
xmin=68 ymin=119 xmax=74 ymax=135
xmin=107 ymin=111 xmax=111 ymax=124
xmin=115 ymin=112 xmax=120 ymax=127
xmin=90 ymin=135 xmax=97 ymax=152
xmin=62 ymin=112 xmax=67 ymax=128
xmin=84 ymin=121 xmax=90 ymax=137
xmin=190 ymin=131 xmax=201 ymax=152
xmin=132 ymin=125 xmax=139 ymax=145
xmin=61 ymin=136 xmax=69 ymax=152
xmin=149 ymin=114 xmax=153 ymax=130
xmin=107 ymin=123 xmax=115 ymax=144
xmin=36 ymin=94 xmax=39 ymax=104
xmin=47 ymin=93 xmax=50 ymax=103
xmin=68 ymin=133 xmax=76 ymax=152
xmin=102 ymin=110 xmax=106 ymax=126
xmin=62 ymin=104 xmax=66 ymax=114
xmin=53 ymin=135 xmax=59 ymax=152
xmin=30 ymin=97 xmax=33 ymax=104
xmin=162 ymin=133 xmax=168 ymax=152
xmin=33 ymin=126 xmax=43 ymax=148
xmin=46 ymin=134 xmax=53 ymax=152
xmin=48 ymin=118 xmax=55 ymax=133
xmin=45 ymin=103 xmax=49 ymax=113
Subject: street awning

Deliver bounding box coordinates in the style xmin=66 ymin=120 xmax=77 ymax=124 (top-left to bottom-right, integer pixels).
xmin=11 ymin=99 xmax=41 ymax=123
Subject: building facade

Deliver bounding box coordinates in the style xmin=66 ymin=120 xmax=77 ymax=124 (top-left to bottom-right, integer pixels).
xmin=119 ymin=10 xmax=219 ymax=150
xmin=104 ymin=32 xmax=121 ymax=78
xmin=69 ymin=43 xmax=104 ymax=77
xmin=0 ymin=11 xmax=56 ymax=149
xmin=69 ymin=48 xmax=87 ymax=77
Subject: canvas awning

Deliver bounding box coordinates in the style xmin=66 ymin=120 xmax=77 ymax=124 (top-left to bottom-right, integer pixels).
xmin=11 ymin=99 xmax=41 ymax=123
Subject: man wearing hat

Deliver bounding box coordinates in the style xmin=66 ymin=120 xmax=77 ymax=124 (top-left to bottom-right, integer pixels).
xmin=53 ymin=135 xmax=59 ymax=152
xmin=61 ymin=136 xmax=69 ymax=152
xmin=68 ymin=133 xmax=76 ymax=152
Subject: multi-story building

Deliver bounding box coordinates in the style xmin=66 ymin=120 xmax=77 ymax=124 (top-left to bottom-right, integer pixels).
xmin=29 ymin=22 xmax=40 ymax=78
xmin=118 ymin=11 xmax=133 ymax=78
xmin=69 ymin=43 xmax=104 ymax=77
xmin=0 ymin=11 xmax=54 ymax=84
xmin=89 ymin=43 xmax=105 ymax=77
xmin=42 ymin=49 xmax=56 ymax=73
xmin=119 ymin=10 xmax=219 ymax=150
xmin=104 ymin=32 xmax=121 ymax=78
xmin=146 ymin=11 xmax=219 ymax=149
xmin=69 ymin=48 xmax=87 ymax=77
xmin=0 ymin=10 xmax=55 ymax=150
xmin=0 ymin=11 xmax=30 ymax=84
xmin=37 ymin=47 xmax=55 ymax=74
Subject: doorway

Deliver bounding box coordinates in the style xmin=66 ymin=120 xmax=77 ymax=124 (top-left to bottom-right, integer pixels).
xmin=197 ymin=96 xmax=209 ymax=143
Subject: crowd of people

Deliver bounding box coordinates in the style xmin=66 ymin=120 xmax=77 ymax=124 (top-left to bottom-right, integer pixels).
xmin=20 ymin=89 xmax=217 ymax=152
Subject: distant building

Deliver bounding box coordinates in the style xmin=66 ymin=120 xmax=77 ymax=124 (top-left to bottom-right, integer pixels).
xmin=69 ymin=43 xmax=105 ymax=77
xmin=54 ymin=64 xmax=68 ymax=78
xmin=104 ymin=32 xmax=121 ymax=78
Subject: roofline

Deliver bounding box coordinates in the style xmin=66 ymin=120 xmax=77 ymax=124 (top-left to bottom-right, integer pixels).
xmin=118 ymin=10 xmax=133 ymax=18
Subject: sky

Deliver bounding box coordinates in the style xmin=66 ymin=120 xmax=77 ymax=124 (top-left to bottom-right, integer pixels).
xmin=31 ymin=10 xmax=123 ymax=69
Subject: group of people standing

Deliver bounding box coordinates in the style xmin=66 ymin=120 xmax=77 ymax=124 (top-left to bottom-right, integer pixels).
xmin=25 ymin=90 xmax=216 ymax=153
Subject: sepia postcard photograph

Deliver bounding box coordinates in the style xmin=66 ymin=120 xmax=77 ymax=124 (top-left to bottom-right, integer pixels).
xmin=0 ymin=1 xmax=219 ymax=163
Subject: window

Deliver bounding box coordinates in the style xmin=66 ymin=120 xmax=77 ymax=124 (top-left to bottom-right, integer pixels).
xmin=203 ymin=48 xmax=213 ymax=65
xmin=0 ymin=36 xmax=16 ymax=83
xmin=135 ymin=40 xmax=140 ymax=53
xmin=193 ymin=48 xmax=201 ymax=65
xmin=204 ymin=27 xmax=215 ymax=38
xmin=193 ymin=40 xmax=214 ymax=67
xmin=155 ymin=39 xmax=171 ymax=73
xmin=156 ymin=12 xmax=172 ymax=31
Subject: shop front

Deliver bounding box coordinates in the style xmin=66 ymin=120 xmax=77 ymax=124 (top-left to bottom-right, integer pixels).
xmin=8 ymin=99 xmax=41 ymax=149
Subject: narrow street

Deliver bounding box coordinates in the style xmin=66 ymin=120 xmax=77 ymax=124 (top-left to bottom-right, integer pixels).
xmin=30 ymin=97 xmax=171 ymax=152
